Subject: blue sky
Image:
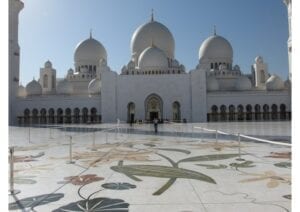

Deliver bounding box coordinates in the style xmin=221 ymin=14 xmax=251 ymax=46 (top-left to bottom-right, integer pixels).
xmin=19 ymin=0 xmax=289 ymax=84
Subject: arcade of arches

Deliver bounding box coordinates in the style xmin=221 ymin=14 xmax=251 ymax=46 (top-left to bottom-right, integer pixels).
xmin=207 ymin=103 xmax=291 ymax=122
xmin=18 ymin=107 xmax=101 ymax=125
xmin=18 ymin=103 xmax=290 ymax=125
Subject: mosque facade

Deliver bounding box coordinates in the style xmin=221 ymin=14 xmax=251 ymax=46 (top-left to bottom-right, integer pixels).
xmin=9 ymin=0 xmax=291 ymax=125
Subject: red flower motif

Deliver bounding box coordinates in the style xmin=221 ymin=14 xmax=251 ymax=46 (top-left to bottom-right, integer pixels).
xmin=64 ymin=174 xmax=104 ymax=185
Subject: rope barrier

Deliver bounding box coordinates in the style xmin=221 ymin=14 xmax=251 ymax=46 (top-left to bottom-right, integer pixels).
xmin=239 ymin=134 xmax=291 ymax=147
xmin=194 ymin=126 xmax=215 ymax=132
xmin=193 ymin=126 xmax=291 ymax=147
xmin=216 ymin=130 xmax=231 ymax=136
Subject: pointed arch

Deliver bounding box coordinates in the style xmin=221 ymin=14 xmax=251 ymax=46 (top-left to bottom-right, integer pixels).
xmin=228 ymin=105 xmax=235 ymax=121
xmin=246 ymin=104 xmax=252 ymax=120
xmin=172 ymin=101 xmax=181 ymax=122
xmin=91 ymin=107 xmax=97 ymax=123
xmin=57 ymin=108 xmax=63 ymax=123
xmin=237 ymin=105 xmax=244 ymax=121
xmin=263 ymin=104 xmax=269 ymax=120
xmin=220 ymin=105 xmax=227 ymax=121
xmin=254 ymin=104 xmax=261 ymax=120
xmin=145 ymin=93 xmax=163 ymax=121
xmin=74 ymin=108 xmax=80 ymax=123
xmin=271 ymin=104 xmax=278 ymax=120
xmin=48 ymin=108 xmax=55 ymax=123
xmin=280 ymin=104 xmax=286 ymax=120
xmin=82 ymin=107 xmax=88 ymax=123
xmin=127 ymin=102 xmax=135 ymax=123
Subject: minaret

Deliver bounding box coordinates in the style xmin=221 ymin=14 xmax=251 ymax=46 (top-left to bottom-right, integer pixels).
xmin=283 ymin=0 xmax=292 ymax=81
xmin=151 ymin=9 xmax=154 ymax=22
xmin=9 ymin=0 xmax=24 ymax=125
xmin=40 ymin=60 xmax=56 ymax=94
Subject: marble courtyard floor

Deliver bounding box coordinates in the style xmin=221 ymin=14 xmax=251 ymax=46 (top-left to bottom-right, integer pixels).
xmin=8 ymin=122 xmax=291 ymax=212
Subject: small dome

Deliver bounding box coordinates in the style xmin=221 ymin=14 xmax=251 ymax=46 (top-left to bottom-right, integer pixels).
xmin=138 ymin=46 xmax=168 ymax=68
xmin=266 ymin=75 xmax=284 ymax=90
xmin=26 ymin=79 xmax=42 ymax=95
xmin=18 ymin=85 xmax=27 ymax=97
xmin=255 ymin=56 xmax=264 ymax=64
xmin=74 ymin=37 xmax=107 ymax=63
xmin=44 ymin=60 xmax=52 ymax=68
xmin=88 ymin=78 xmax=101 ymax=95
xmin=199 ymin=35 xmax=233 ymax=61
xmin=206 ymin=76 xmax=219 ymax=91
xmin=235 ymin=76 xmax=252 ymax=90
xmin=233 ymin=65 xmax=240 ymax=71
xmin=284 ymin=79 xmax=291 ymax=90
xmin=56 ymin=80 xmax=73 ymax=95
xmin=68 ymin=68 xmax=74 ymax=75
xmin=131 ymin=20 xmax=175 ymax=59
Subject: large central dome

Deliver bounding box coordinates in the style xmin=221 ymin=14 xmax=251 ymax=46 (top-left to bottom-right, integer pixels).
xmin=199 ymin=35 xmax=233 ymax=62
xmin=138 ymin=46 xmax=168 ymax=68
xmin=74 ymin=36 xmax=107 ymax=63
xmin=131 ymin=19 xmax=175 ymax=60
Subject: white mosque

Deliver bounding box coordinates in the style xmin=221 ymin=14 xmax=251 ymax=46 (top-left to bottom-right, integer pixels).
xmin=9 ymin=0 xmax=291 ymax=125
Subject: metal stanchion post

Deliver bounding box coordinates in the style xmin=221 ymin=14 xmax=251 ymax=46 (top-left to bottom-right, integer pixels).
xmin=91 ymin=131 xmax=97 ymax=151
xmin=66 ymin=136 xmax=75 ymax=164
xmin=28 ymin=126 xmax=31 ymax=143
xmin=105 ymin=131 xmax=108 ymax=144
xmin=199 ymin=127 xmax=202 ymax=142
xmin=238 ymin=133 xmax=241 ymax=158
xmin=49 ymin=126 xmax=53 ymax=139
xmin=9 ymin=147 xmax=20 ymax=195
xmin=215 ymin=129 xmax=218 ymax=143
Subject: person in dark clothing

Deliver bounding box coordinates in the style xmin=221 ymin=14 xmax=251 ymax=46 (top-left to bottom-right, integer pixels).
xmin=153 ymin=118 xmax=158 ymax=134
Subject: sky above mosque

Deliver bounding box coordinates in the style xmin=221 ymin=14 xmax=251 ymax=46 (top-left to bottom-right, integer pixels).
xmin=19 ymin=0 xmax=289 ymax=84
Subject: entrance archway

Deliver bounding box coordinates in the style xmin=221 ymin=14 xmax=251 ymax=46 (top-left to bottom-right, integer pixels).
xmin=172 ymin=101 xmax=181 ymax=122
xmin=145 ymin=94 xmax=163 ymax=121
xmin=91 ymin=108 xmax=97 ymax=123
xmin=127 ymin=102 xmax=135 ymax=123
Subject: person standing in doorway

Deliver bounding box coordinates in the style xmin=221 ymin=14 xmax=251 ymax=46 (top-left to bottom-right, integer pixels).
xmin=154 ymin=118 xmax=158 ymax=134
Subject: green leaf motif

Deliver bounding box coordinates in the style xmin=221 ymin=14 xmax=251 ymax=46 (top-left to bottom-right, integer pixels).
xmin=178 ymin=154 xmax=242 ymax=163
xmin=52 ymin=197 xmax=129 ymax=211
xmin=9 ymin=193 xmax=64 ymax=210
xmin=196 ymin=164 xmax=227 ymax=169
xmin=274 ymin=162 xmax=291 ymax=168
xmin=111 ymin=162 xmax=216 ymax=195
xmin=230 ymin=161 xmax=255 ymax=169
xmin=143 ymin=143 xmax=156 ymax=147
xmin=155 ymin=148 xmax=191 ymax=154
xmin=111 ymin=164 xmax=216 ymax=184
xmin=101 ymin=182 xmax=136 ymax=190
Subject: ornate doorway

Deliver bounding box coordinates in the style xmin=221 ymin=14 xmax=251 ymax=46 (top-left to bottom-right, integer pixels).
xmin=145 ymin=94 xmax=163 ymax=121
xmin=127 ymin=102 xmax=135 ymax=123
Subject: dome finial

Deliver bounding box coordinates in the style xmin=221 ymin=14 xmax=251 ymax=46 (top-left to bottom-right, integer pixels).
xmin=214 ymin=25 xmax=217 ymax=36
xmin=151 ymin=8 xmax=154 ymax=22
xmin=90 ymin=29 xmax=93 ymax=39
